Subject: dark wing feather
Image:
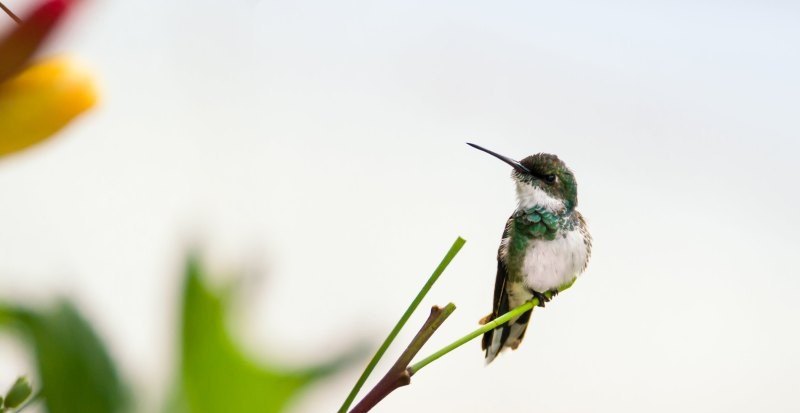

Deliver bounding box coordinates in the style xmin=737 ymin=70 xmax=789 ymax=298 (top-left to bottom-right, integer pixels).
xmin=481 ymin=216 xmax=513 ymax=352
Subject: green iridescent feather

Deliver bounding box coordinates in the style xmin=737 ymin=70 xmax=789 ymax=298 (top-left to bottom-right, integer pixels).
xmin=511 ymin=207 xmax=562 ymax=251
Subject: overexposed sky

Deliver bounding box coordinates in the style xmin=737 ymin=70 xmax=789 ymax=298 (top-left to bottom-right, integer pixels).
xmin=1 ymin=0 xmax=799 ymax=412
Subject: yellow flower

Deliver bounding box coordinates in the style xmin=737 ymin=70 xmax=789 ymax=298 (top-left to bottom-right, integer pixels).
xmin=0 ymin=0 xmax=96 ymax=158
xmin=0 ymin=57 xmax=97 ymax=157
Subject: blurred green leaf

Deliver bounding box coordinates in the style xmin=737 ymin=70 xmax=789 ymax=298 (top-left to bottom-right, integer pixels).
xmin=0 ymin=301 xmax=128 ymax=413
xmin=3 ymin=376 xmax=32 ymax=408
xmin=178 ymin=257 xmax=362 ymax=413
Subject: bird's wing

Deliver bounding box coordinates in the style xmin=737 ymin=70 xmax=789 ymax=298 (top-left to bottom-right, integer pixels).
xmin=481 ymin=216 xmax=513 ymax=353
xmin=481 ymin=216 xmax=535 ymax=362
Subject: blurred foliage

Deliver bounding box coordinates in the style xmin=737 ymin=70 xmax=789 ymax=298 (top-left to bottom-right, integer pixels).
xmin=173 ymin=257 xmax=363 ymax=413
xmin=0 ymin=257 xmax=364 ymax=413
xmin=3 ymin=376 xmax=33 ymax=410
xmin=0 ymin=301 xmax=128 ymax=413
xmin=2 ymin=2 xmax=361 ymax=411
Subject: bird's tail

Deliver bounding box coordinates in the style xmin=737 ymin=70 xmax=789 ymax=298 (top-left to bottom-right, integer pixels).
xmin=481 ymin=285 xmax=534 ymax=363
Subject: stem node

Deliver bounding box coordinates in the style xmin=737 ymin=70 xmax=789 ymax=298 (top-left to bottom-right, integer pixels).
xmin=337 ymin=237 xmax=466 ymax=413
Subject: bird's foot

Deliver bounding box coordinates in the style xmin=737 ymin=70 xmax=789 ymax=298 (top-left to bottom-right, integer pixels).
xmin=530 ymin=290 xmax=550 ymax=308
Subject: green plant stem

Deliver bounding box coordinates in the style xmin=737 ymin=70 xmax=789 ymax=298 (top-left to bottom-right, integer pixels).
xmin=408 ymin=284 xmax=571 ymax=375
xmin=350 ymin=304 xmax=456 ymax=413
xmin=408 ymin=299 xmax=535 ymax=374
xmin=337 ymin=237 xmax=466 ymax=413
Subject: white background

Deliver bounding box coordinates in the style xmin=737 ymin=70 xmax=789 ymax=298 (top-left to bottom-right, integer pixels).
xmin=1 ymin=0 xmax=799 ymax=412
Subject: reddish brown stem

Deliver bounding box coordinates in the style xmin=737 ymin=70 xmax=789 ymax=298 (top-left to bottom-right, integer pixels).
xmin=0 ymin=1 xmax=22 ymax=24
xmin=350 ymin=304 xmax=455 ymax=413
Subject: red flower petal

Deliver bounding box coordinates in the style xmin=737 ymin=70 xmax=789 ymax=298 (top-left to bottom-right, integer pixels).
xmin=0 ymin=0 xmax=73 ymax=83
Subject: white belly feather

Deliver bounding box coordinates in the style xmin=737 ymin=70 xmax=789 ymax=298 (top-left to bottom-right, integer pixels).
xmin=522 ymin=228 xmax=588 ymax=293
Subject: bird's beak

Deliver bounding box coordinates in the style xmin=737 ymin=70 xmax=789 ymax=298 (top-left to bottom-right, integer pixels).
xmin=467 ymin=143 xmax=530 ymax=174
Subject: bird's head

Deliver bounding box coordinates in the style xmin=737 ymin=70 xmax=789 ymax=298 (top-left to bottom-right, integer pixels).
xmin=468 ymin=143 xmax=578 ymax=212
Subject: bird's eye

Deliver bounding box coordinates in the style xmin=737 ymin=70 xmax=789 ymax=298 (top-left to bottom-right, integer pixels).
xmin=544 ymin=174 xmax=557 ymax=183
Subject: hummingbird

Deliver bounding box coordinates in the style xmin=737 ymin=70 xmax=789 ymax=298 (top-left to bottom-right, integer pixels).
xmin=468 ymin=143 xmax=592 ymax=363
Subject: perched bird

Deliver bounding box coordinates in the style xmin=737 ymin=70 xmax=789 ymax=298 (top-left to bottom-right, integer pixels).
xmin=468 ymin=143 xmax=592 ymax=363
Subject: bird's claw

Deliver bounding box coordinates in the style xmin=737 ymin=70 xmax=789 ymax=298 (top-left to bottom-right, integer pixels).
xmin=530 ymin=290 xmax=550 ymax=308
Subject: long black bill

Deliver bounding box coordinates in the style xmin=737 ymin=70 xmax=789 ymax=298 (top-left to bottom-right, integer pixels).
xmin=467 ymin=142 xmax=530 ymax=174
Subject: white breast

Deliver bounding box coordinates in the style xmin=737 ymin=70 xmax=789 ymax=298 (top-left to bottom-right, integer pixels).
xmin=521 ymin=228 xmax=588 ymax=293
